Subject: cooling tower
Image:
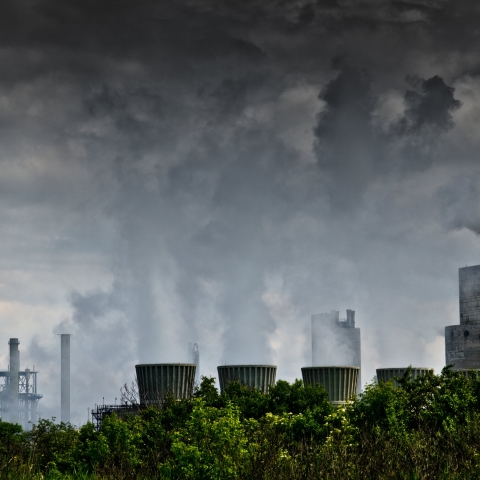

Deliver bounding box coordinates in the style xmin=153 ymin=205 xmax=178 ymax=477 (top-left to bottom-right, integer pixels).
xmin=135 ymin=364 xmax=196 ymax=405
xmin=301 ymin=366 xmax=359 ymax=405
xmin=376 ymin=367 xmax=433 ymax=388
xmin=9 ymin=338 xmax=20 ymax=423
xmin=311 ymin=310 xmax=362 ymax=393
xmin=217 ymin=365 xmax=276 ymax=394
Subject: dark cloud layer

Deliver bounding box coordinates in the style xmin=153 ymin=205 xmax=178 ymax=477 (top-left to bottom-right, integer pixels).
xmin=0 ymin=0 xmax=478 ymax=424
xmin=397 ymin=75 xmax=461 ymax=136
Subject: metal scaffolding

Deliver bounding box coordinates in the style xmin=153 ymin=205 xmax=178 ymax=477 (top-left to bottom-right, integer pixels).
xmin=91 ymin=403 xmax=139 ymax=430
xmin=0 ymin=369 xmax=43 ymax=429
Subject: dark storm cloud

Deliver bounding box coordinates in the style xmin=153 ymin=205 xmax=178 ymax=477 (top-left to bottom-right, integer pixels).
xmin=0 ymin=0 xmax=462 ymax=85
xmin=314 ymin=64 xmax=378 ymax=209
xmin=313 ymin=62 xmax=463 ymax=208
xmin=396 ymin=75 xmax=461 ymax=136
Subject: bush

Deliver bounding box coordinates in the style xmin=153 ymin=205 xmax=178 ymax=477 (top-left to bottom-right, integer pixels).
xmin=3 ymin=372 xmax=480 ymax=478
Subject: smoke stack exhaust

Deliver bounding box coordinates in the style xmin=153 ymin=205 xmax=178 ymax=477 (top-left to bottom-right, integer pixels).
xmin=8 ymin=338 xmax=20 ymax=423
xmin=188 ymin=342 xmax=200 ymax=384
xmin=60 ymin=334 xmax=71 ymax=423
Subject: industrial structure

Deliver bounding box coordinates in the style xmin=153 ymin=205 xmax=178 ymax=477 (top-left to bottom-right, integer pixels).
xmin=91 ymin=403 xmax=137 ymax=430
xmin=9 ymin=338 xmax=19 ymax=423
xmin=312 ymin=310 xmax=361 ymax=392
xmin=452 ymin=369 xmax=480 ymax=378
xmin=376 ymin=367 xmax=433 ymax=388
xmin=445 ymin=265 xmax=480 ymax=369
xmin=135 ymin=363 xmax=196 ymax=405
xmin=217 ymin=365 xmax=276 ymax=394
xmin=90 ymin=264 xmax=480 ymax=427
xmin=60 ymin=334 xmax=71 ymax=424
xmin=302 ymin=366 xmax=359 ymax=405
xmin=188 ymin=342 xmax=200 ymax=384
xmin=0 ymin=338 xmax=42 ymax=429
xmin=91 ymin=363 xmax=196 ymax=429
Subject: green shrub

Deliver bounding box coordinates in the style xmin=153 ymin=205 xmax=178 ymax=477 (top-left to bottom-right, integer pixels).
xmin=3 ymin=373 xmax=480 ymax=479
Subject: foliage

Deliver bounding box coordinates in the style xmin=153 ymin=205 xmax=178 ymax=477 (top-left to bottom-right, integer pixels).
xmin=3 ymin=370 xmax=480 ymax=478
xmin=29 ymin=419 xmax=79 ymax=474
xmin=161 ymin=400 xmax=251 ymax=479
xmin=0 ymin=419 xmax=29 ymax=478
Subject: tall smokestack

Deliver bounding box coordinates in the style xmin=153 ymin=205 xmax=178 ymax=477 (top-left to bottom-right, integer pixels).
xmin=9 ymin=338 xmax=20 ymax=424
xmin=60 ymin=334 xmax=71 ymax=424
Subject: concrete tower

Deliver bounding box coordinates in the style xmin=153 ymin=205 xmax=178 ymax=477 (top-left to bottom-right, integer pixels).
xmin=8 ymin=338 xmax=20 ymax=424
xmin=60 ymin=334 xmax=71 ymax=423
xmin=445 ymin=265 xmax=480 ymax=369
xmin=311 ymin=310 xmax=361 ymax=392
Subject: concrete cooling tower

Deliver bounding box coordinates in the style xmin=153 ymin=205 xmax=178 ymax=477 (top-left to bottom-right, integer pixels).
xmin=302 ymin=366 xmax=359 ymax=405
xmin=135 ymin=364 xmax=196 ymax=405
xmin=376 ymin=368 xmax=433 ymax=388
xmin=217 ymin=365 xmax=276 ymax=394
xmin=312 ymin=310 xmax=361 ymax=392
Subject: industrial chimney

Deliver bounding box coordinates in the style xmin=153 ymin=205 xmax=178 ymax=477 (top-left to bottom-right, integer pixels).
xmin=60 ymin=334 xmax=71 ymax=423
xmin=8 ymin=338 xmax=20 ymax=424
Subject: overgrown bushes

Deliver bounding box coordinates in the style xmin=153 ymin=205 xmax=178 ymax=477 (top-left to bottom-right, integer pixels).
xmin=2 ymin=367 xmax=480 ymax=479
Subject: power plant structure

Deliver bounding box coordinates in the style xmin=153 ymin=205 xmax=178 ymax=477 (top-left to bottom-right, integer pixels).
xmin=445 ymin=265 xmax=480 ymax=370
xmin=84 ymin=263 xmax=480 ymax=427
xmin=376 ymin=367 xmax=433 ymax=388
xmin=217 ymin=365 xmax=277 ymax=394
xmin=92 ymin=363 xmax=197 ymax=429
xmin=135 ymin=363 xmax=196 ymax=405
xmin=8 ymin=260 xmax=480 ymax=429
xmin=188 ymin=342 xmax=200 ymax=384
xmin=9 ymin=338 xmax=19 ymax=423
xmin=60 ymin=334 xmax=71 ymax=424
xmin=302 ymin=366 xmax=359 ymax=405
xmin=0 ymin=338 xmax=42 ymax=429
xmin=312 ymin=310 xmax=361 ymax=393
xmin=452 ymin=369 xmax=480 ymax=379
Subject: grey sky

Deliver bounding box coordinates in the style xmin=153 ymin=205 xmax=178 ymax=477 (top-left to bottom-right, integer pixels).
xmin=0 ymin=0 xmax=479 ymax=424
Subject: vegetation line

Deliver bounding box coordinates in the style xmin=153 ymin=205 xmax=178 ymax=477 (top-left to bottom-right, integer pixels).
xmin=1 ymin=367 xmax=480 ymax=479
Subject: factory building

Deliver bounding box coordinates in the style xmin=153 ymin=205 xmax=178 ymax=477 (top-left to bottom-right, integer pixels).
xmin=312 ymin=310 xmax=361 ymax=392
xmin=445 ymin=265 xmax=480 ymax=369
